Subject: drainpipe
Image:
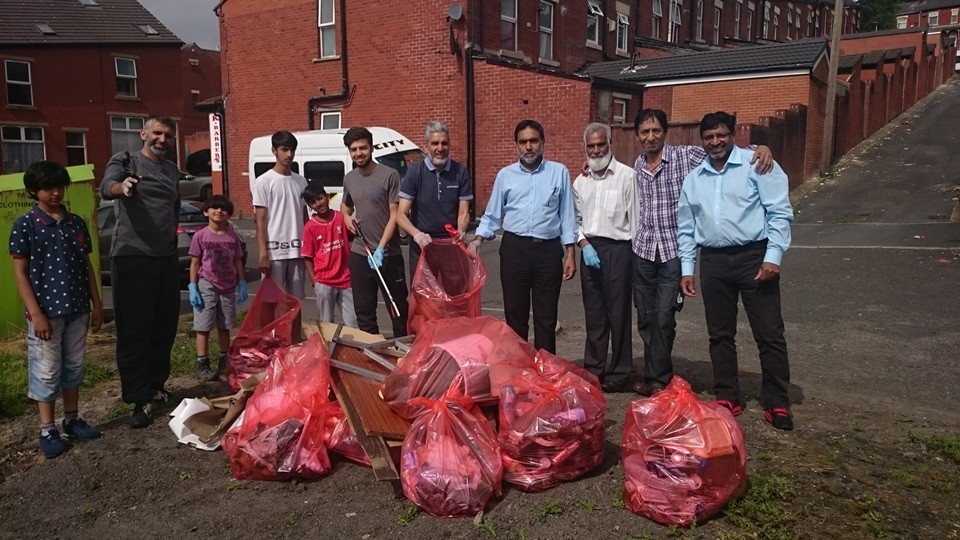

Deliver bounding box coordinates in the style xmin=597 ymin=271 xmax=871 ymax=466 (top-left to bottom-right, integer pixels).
xmin=308 ymin=0 xmax=352 ymax=129
xmin=466 ymin=0 xmax=482 ymax=217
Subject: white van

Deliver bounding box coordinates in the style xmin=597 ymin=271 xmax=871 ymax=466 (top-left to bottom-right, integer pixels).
xmin=247 ymin=127 xmax=425 ymax=210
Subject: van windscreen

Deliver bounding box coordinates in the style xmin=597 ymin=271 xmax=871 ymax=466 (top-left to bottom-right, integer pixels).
xmin=253 ymin=162 xmax=299 ymax=178
xmin=375 ymin=149 xmax=425 ymax=178
xmin=304 ymin=161 xmax=345 ymax=187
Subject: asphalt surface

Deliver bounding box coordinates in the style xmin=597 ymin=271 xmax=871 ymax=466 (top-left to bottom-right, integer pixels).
xmin=112 ymin=79 xmax=960 ymax=425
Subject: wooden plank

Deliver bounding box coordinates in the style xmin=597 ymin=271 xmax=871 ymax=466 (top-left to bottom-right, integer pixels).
xmin=333 ymin=344 xmax=411 ymax=439
xmin=330 ymin=369 xmax=399 ymax=481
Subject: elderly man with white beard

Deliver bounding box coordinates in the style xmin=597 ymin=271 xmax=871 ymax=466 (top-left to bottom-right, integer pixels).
xmin=572 ymin=123 xmax=638 ymax=393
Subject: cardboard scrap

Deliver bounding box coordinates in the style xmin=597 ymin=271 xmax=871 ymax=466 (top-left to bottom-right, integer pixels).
xmin=168 ymin=372 xmax=264 ymax=450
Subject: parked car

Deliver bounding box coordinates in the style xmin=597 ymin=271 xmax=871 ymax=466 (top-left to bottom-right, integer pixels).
xmin=178 ymin=171 xmax=214 ymax=201
xmin=97 ymin=200 xmax=247 ymax=285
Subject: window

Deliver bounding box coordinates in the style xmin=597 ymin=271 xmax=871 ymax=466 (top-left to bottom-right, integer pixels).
xmin=587 ymin=1 xmax=603 ymax=44
xmin=928 ymin=11 xmax=939 ymax=26
xmin=304 ymin=161 xmax=344 ymax=188
xmin=696 ymin=0 xmax=704 ymax=41
xmin=952 ymin=9 xmax=958 ymax=24
xmin=137 ymin=24 xmax=158 ymax=35
xmin=5 ymin=60 xmax=33 ymax=107
xmin=734 ymin=3 xmax=741 ymax=38
xmin=501 ymin=0 xmax=517 ymax=51
xmin=616 ymin=12 xmax=630 ymax=53
xmin=713 ymin=8 xmax=721 ymax=44
xmin=787 ymin=11 xmax=793 ymax=38
xmin=795 ymin=9 xmax=801 ymax=38
xmin=318 ymin=0 xmax=336 ymax=57
xmin=773 ymin=9 xmax=780 ymax=39
xmin=110 ymin=116 xmax=144 ymax=154
xmin=66 ymin=131 xmax=87 ymax=166
xmin=814 ymin=12 xmax=820 ymax=35
xmin=668 ymin=1 xmax=682 ymax=43
xmin=652 ymin=0 xmax=663 ymax=39
xmin=762 ymin=5 xmax=770 ymax=38
xmin=114 ymin=57 xmax=137 ymax=98
xmin=612 ymin=98 xmax=628 ymax=124
xmin=539 ymin=1 xmax=554 ymax=60
xmin=1 ymin=126 xmax=44 ymax=174
xmin=896 ymin=15 xmax=907 ymax=29
xmin=320 ymin=111 xmax=341 ymax=130
xmin=747 ymin=8 xmax=754 ymax=39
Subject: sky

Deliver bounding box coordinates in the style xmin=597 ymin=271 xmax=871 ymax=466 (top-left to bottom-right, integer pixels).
xmin=138 ymin=0 xmax=221 ymax=50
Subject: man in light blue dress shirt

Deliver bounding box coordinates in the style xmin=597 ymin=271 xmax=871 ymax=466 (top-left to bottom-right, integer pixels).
xmin=677 ymin=111 xmax=795 ymax=431
xmin=469 ymin=120 xmax=577 ymax=353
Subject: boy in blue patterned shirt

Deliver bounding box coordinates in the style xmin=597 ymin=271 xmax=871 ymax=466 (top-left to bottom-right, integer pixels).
xmin=9 ymin=161 xmax=104 ymax=459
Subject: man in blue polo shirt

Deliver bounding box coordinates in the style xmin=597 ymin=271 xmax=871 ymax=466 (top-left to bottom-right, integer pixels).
xmin=396 ymin=120 xmax=473 ymax=280
xmin=469 ymin=119 xmax=576 ymax=354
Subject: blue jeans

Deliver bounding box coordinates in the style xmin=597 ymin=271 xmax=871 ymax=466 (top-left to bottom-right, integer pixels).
xmin=27 ymin=312 xmax=90 ymax=402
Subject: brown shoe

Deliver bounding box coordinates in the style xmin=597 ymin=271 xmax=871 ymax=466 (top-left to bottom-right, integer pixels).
xmin=632 ymin=381 xmax=665 ymax=397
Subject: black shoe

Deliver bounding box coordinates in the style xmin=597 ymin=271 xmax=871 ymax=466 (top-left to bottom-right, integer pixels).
xmin=130 ymin=403 xmax=152 ymax=429
xmin=764 ymin=407 xmax=794 ymax=431
xmin=632 ymin=381 xmax=665 ymax=397
xmin=152 ymin=388 xmax=171 ymax=403
xmin=196 ymin=359 xmax=217 ymax=382
xmin=601 ymin=381 xmax=625 ymax=393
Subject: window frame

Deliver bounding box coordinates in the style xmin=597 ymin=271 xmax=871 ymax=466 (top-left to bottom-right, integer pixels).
xmin=668 ymin=0 xmax=682 ymax=43
xmin=587 ymin=1 xmax=603 ymax=45
xmin=1 ymin=125 xmax=45 ymax=174
xmin=762 ymin=4 xmax=770 ymax=39
xmin=539 ymin=1 xmax=554 ymax=60
xmin=114 ymin=57 xmax=138 ymax=98
xmin=318 ymin=0 xmax=337 ymax=58
xmin=65 ymin=131 xmax=87 ymax=166
xmin=320 ymin=111 xmax=341 ymax=130
xmin=4 ymin=59 xmax=33 ymax=107
xmin=951 ymin=9 xmax=958 ymax=24
xmin=747 ymin=8 xmax=754 ymax=39
xmin=501 ymin=0 xmax=518 ymax=52
xmin=928 ymin=11 xmax=939 ymax=26
xmin=110 ymin=115 xmax=145 ymax=154
xmin=616 ymin=12 xmax=630 ymax=53
xmin=734 ymin=2 xmax=741 ymax=39
xmin=713 ymin=7 xmax=722 ymax=44
xmin=696 ymin=0 xmax=704 ymax=41
xmin=612 ymin=98 xmax=628 ymax=124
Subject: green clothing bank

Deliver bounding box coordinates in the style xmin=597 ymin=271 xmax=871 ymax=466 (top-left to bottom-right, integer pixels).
xmin=0 ymin=165 xmax=99 ymax=339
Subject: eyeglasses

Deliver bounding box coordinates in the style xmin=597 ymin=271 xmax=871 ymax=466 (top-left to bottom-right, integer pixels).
xmin=702 ymin=132 xmax=732 ymax=143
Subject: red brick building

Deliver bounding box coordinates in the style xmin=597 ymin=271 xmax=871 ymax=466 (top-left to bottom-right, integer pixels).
xmin=0 ymin=0 xmax=221 ymax=175
xmin=897 ymin=0 xmax=960 ymax=29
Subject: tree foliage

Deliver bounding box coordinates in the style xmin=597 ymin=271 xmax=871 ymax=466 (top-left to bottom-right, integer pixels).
xmin=857 ymin=0 xmax=903 ymax=32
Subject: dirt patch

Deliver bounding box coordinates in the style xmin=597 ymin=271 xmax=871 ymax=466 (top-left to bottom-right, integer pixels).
xmin=1 ymin=320 xmax=958 ymax=539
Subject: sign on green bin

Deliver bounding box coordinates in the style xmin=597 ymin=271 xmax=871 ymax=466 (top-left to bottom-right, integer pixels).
xmin=0 ymin=165 xmax=99 ymax=339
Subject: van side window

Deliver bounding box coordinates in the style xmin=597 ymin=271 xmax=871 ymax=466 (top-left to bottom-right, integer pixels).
xmin=253 ymin=162 xmax=299 ymax=178
xmin=304 ymin=161 xmax=345 ymax=187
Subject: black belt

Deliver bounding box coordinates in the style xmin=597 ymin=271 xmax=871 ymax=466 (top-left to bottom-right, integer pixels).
xmin=504 ymin=231 xmax=559 ymax=244
xmin=700 ymin=239 xmax=768 ymax=254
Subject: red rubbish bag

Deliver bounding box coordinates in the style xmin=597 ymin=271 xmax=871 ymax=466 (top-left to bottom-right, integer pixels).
xmin=407 ymin=238 xmax=487 ymax=336
xmin=324 ymin=402 xmax=371 ymax=467
xmin=400 ymin=394 xmax=503 ymax=517
xmin=381 ymin=316 xmax=537 ymax=419
xmin=226 ymin=278 xmax=301 ymax=391
xmin=621 ymin=377 xmax=747 ymax=526
xmin=222 ymin=334 xmax=335 ymax=481
xmin=498 ymin=350 xmax=607 ymax=492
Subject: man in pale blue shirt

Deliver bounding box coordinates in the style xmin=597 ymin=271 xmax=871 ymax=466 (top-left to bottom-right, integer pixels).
xmin=468 ymin=119 xmax=577 ymax=353
xmin=677 ymin=111 xmax=795 ymax=431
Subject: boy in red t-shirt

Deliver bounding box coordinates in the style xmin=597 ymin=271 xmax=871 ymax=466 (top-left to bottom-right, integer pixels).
xmin=301 ymin=183 xmax=357 ymax=327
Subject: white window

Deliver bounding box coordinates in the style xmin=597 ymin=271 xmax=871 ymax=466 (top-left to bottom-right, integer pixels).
xmin=114 ymin=57 xmax=137 ymax=98
xmin=320 ymin=111 xmax=341 ymax=130
xmin=5 ymin=60 xmax=32 ymax=107
xmin=734 ymin=3 xmax=741 ymax=38
xmin=539 ymin=1 xmax=554 ymax=60
xmin=110 ymin=116 xmax=144 ymax=154
xmin=896 ymin=15 xmax=907 ymax=29
xmin=763 ymin=5 xmax=770 ymax=38
xmin=653 ymin=0 xmax=663 ymax=39
xmin=713 ymin=8 xmax=721 ymax=44
xmin=814 ymin=11 xmax=820 ymax=34
xmin=612 ymin=98 xmax=628 ymax=124
xmin=928 ymin=11 xmax=939 ymax=26
xmin=952 ymin=9 xmax=958 ymax=24
xmin=616 ymin=12 xmax=630 ymax=53
xmin=747 ymin=8 xmax=754 ymax=39
xmin=773 ymin=9 xmax=780 ymax=39
xmin=66 ymin=131 xmax=87 ymax=166
xmin=696 ymin=0 xmax=704 ymax=41
xmin=587 ymin=1 xmax=603 ymax=44
xmin=1 ymin=126 xmax=44 ymax=174
xmin=787 ymin=11 xmax=793 ymax=38
xmin=318 ymin=0 xmax=336 ymax=57
xmin=795 ymin=9 xmax=801 ymax=39
xmin=501 ymin=0 xmax=517 ymax=51
xmin=668 ymin=1 xmax=682 ymax=43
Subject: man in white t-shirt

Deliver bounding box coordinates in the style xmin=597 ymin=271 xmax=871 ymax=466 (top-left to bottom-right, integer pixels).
xmin=252 ymin=130 xmax=308 ymax=341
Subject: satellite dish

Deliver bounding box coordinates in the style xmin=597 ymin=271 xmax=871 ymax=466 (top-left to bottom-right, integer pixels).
xmin=447 ymin=2 xmax=463 ymax=21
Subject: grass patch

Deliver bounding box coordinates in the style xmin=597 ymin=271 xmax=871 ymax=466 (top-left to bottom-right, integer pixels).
xmin=580 ymin=499 xmax=599 ymax=514
xmin=397 ymin=503 xmax=420 ymax=526
xmin=82 ymin=362 xmax=115 ymax=388
xmin=721 ymin=473 xmax=794 ymax=540
xmin=910 ymin=432 xmax=960 ymax=464
xmin=0 ymin=350 xmax=29 ymax=419
xmin=475 ymin=519 xmax=495 ymax=537
xmin=860 ymin=497 xmax=886 ymax=538
xmin=537 ymin=499 xmax=563 ymax=520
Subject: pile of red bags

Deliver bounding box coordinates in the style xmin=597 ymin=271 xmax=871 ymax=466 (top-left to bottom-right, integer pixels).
xmin=381 ymin=317 xmax=536 ymax=419
xmin=621 ymin=377 xmax=747 ymax=526
xmin=407 ymin=239 xmax=487 ymax=336
xmin=222 ymin=334 xmax=368 ymax=480
xmin=498 ymin=351 xmax=607 ymax=492
xmin=400 ymin=393 xmax=502 ymax=518
xmin=225 ymin=278 xmax=301 ymax=391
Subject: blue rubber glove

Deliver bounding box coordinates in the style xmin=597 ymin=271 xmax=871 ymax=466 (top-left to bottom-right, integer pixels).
xmin=368 ymin=246 xmax=385 ymax=269
xmin=236 ymin=280 xmax=248 ymax=305
xmin=581 ymin=244 xmax=601 ymax=269
xmin=188 ymin=283 xmax=203 ymax=310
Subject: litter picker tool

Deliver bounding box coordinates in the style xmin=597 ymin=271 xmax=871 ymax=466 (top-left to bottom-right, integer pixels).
xmin=354 ymin=221 xmax=401 ymax=319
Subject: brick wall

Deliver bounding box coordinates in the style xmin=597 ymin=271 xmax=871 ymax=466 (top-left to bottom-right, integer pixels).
xmin=180 ymin=45 xmax=222 ymax=157
xmin=670 ymin=75 xmax=812 ymax=125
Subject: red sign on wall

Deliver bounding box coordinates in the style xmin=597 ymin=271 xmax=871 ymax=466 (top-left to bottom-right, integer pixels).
xmin=209 ymin=114 xmax=223 ymax=172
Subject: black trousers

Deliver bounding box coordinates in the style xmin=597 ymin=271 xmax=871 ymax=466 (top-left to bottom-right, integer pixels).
xmin=349 ymin=252 xmax=409 ymax=338
xmin=500 ymin=232 xmax=563 ymax=354
xmin=580 ymin=238 xmax=633 ymax=386
xmin=112 ymin=255 xmax=180 ymax=405
xmin=699 ymin=241 xmax=790 ymax=408
xmin=633 ymin=251 xmax=683 ymax=389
